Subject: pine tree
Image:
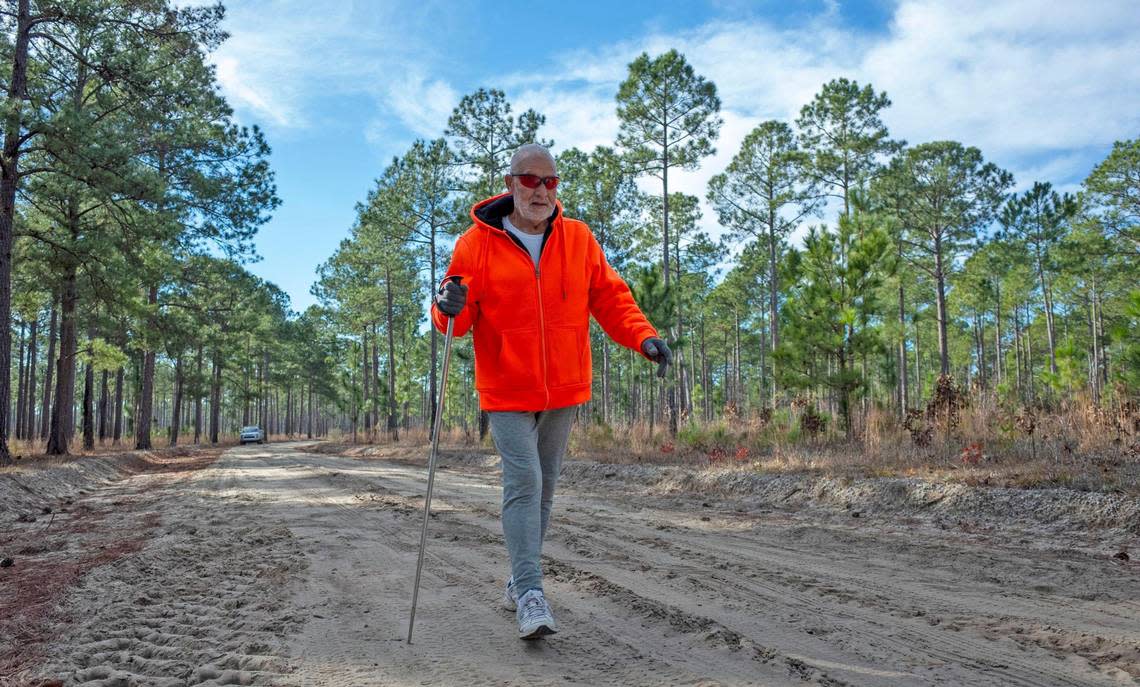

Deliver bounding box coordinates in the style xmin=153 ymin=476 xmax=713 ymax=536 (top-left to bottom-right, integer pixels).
xmin=708 ymin=120 xmax=818 ymax=410
xmin=616 ymin=49 xmax=721 ymax=434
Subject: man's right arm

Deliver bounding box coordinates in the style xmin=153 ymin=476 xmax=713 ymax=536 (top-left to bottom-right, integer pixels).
xmin=431 ymin=233 xmax=478 ymax=337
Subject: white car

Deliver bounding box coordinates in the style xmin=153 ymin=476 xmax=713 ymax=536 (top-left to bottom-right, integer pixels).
xmin=240 ymin=426 xmax=265 ymax=445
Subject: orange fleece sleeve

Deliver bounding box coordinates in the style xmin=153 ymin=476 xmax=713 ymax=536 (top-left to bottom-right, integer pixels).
xmin=430 ymin=233 xmax=478 ymax=337
xmin=586 ymin=232 xmax=658 ymax=354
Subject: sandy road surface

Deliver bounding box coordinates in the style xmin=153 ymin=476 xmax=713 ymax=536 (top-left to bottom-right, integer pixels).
xmin=21 ymin=441 xmax=1140 ymax=686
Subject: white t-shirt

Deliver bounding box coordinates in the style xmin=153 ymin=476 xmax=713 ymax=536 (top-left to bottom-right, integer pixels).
xmin=503 ymin=216 xmax=544 ymax=267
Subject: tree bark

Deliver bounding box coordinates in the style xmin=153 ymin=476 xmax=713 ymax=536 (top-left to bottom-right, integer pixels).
xmin=169 ymin=356 xmax=183 ymax=446
xmin=262 ymin=351 xmax=269 ymax=429
xmin=1014 ymin=306 xmax=1023 ymax=402
xmin=209 ymin=349 xmax=222 ymax=444
xmin=135 ymin=284 xmax=158 ymax=449
xmin=362 ymin=330 xmax=371 ymax=439
xmin=385 ymin=269 xmax=399 ymax=440
xmin=371 ymin=322 xmax=380 ymax=436
xmin=768 ymin=201 xmax=779 ymax=411
xmin=307 ymin=382 xmax=313 ymax=439
xmin=98 ymin=369 xmax=108 ymax=442
xmin=1037 ymin=258 xmax=1058 ymax=376
xmin=23 ymin=314 xmax=37 ymax=440
xmin=974 ymin=310 xmax=986 ymax=390
xmin=1088 ymin=293 xmax=1100 ymax=403
xmin=934 ymin=236 xmax=950 ymax=376
xmin=113 ymin=365 xmax=123 ymax=445
xmin=1024 ymin=301 xmax=1036 ymax=403
xmin=1095 ymin=286 xmax=1109 ymax=393
xmin=994 ymin=285 xmax=1003 ymax=389
xmin=914 ymin=321 xmax=922 ymax=407
xmin=0 ymin=0 xmax=32 ymax=463
xmin=82 ymin=325 xmax=95 ymax=450
xmin=15 ymin=321 xmax=26 ymax=440
xmin=40 ymin=298 xmax=57 ymax=441
xmin=46 ymin=264 xmax=78 ymax=455
xmin=194 ymin=344 xmax=203 ymax=443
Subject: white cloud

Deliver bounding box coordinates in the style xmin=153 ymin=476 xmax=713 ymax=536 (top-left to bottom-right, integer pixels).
xmin=213 ymin=54 xmax=299 ymax=128
xmin=491 ymin=0 xmax=1138 ymax=253
xmin=202 ymin=1 xmax=449 ymax=136
xmin=380 ymin=73 xmax=460 ymax=140
xmin=866 ymin=0 xmax=1140 ymax=158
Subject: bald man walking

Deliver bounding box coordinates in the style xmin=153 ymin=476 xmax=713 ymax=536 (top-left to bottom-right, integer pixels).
xmin=431 ymin=143 xmax=672 ymax=639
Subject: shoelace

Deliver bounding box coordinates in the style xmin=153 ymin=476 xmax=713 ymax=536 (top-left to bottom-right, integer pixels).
xmin=519 ymin=595 xmax=551 ymax=625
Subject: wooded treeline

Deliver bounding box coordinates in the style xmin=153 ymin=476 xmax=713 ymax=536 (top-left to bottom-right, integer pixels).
xmin=4 ymin=5 xmax=1136 ymax=461
xmin=322 ymin=50 xmax=1138 ymax=449
xmin=0 ymin=0 xmax=347 ymax=461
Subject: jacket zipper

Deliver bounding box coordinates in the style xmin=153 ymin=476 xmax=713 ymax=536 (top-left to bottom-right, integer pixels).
xmin=501 ymin=228 xmax=551 ymax=409
xmin=534 ymin=265 xmax=550 ymax=410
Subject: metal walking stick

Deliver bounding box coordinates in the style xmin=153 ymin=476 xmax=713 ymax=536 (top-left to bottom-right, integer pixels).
xmin=407 ymin=276 xmax=461 ymax=644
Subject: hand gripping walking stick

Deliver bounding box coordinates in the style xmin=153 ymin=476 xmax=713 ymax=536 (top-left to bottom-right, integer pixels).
xmin=407 ymin=276 xmax=462 ymax=644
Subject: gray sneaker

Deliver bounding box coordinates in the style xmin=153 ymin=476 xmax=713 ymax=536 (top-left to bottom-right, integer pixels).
xmin=503 ymin=576 xmax=519 ymax=611
xmin=516 ymin=588 xmax=557 ymax=640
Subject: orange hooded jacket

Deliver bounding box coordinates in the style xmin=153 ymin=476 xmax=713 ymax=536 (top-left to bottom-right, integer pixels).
xmin=431 ymin=193 xmax=658 ymax=412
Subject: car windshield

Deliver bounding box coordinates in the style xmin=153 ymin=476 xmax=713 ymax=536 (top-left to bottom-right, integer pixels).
xmin=241 ymin=426 xmax=259 ymax=432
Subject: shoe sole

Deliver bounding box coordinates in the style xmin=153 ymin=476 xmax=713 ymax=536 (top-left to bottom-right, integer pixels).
xmin=519 ymin=624 xmax=556 ymax=640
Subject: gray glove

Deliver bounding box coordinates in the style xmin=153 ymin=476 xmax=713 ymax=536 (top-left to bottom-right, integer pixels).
xmin=435 ymin=279 xmax=467 ymax=317
xmin=641 ymin=337 xmax=672 ymax=378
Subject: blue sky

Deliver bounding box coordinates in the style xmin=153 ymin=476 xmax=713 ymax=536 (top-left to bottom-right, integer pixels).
xmin=199 ymin=0 xmax=1140 ymax=313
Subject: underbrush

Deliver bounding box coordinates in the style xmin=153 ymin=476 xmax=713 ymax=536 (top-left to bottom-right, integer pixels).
xmin=3 ymin=437 xmax=234 ymax=467
xmin=569 ymin=395 xmax=1140 ymax=495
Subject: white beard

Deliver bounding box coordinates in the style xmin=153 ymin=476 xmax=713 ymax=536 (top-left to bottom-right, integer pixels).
xmin=516 ymin=200 xmax=551 ymax=226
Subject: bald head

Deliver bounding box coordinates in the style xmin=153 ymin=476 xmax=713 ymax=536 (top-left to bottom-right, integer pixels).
xmin=509 ymin=143 xmax=556 ymax=174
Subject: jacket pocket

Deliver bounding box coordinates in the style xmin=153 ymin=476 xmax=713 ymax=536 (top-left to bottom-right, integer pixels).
xmin=546 ymin=324 xmax=587 ymax=387
xmin=493 ymin=327 xmax=543 ymax=390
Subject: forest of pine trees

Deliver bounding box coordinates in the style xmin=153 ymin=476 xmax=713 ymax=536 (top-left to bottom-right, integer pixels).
xmin=4 ymin=5 xmax=1137 ymax=469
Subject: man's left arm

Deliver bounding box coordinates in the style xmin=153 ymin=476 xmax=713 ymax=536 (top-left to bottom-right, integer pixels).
xmin=585 ymin=233 xmax=659 ymax=354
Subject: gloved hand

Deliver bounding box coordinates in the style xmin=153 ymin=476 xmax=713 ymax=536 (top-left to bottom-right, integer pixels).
xmin=435 ymin=279 xmax=467 ymax=317
xmin=641 ymin=337 xmax=672 ymax=378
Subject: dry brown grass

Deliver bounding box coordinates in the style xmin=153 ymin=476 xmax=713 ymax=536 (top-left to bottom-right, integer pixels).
xmin=275 ymin=397 xmax=1140 ymax=494
xmin=5 ymin=436 xmax=241 ymax=465
xmin=566 ymin=397 xmax=1140 ymax=495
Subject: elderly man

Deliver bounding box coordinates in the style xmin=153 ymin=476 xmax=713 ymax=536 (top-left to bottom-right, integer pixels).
xmin=431 ymin=143 xmax=672 ymax=639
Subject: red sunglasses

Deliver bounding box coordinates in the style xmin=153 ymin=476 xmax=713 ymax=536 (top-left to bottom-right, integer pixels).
xmin=510 ymin=173 xmax=559 ymax=190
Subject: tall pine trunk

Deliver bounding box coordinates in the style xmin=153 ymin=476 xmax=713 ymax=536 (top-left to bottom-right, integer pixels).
xmin=768 ymin=202 xmax=779 ymax=411
xmin=46 ymin=262 xmax=78 ymax=455
xmin=98 ymin=369 xmax=109 ymax=443
xmin=934 ymin=238 xmax=951 ymax=376
xmin=210 ymin=349 xmax=222 ymax=444
xmin=0 ymin=0 xmax=32 ymax=463
xmin=40 ymin=298 xmax=57 ymax=441
xmin=23 ymin=314 xmax=38 ymax=440
xmin=135 ymin=284 xmax=158 ymax=449
xmin=371 ymin=323 xmax=381 ymax=437
xmin=1037 ymin=259 xmax=1058 ymax=376
xmin=112 ymin=365 xmax=124 ymax=445
xmin=385 ymin=270 xmax=399 ymax=440
xmin=169 ymin=356 xmax=183 ymax=446
xmin=15 ymin=321 xmax=25 ymax=440
xmin=362 ymin=330 xmax=371 ymax=439
xmin=194 ymin=344 xmax=203 ymax=443
xmin=82 ymin=325 xmax=95 ymax=450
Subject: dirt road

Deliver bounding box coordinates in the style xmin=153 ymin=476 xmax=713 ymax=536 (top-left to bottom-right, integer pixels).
xmin=15 ymin=441 xmax=1140 ymax=686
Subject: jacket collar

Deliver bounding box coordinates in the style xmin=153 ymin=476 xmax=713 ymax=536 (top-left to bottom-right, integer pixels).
xmin=471 ymin=192 xmax=562 ymax=234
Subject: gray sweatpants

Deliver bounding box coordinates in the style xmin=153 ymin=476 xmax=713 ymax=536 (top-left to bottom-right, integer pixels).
xmin=487 ymin=405 xmax=577 ymax=596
